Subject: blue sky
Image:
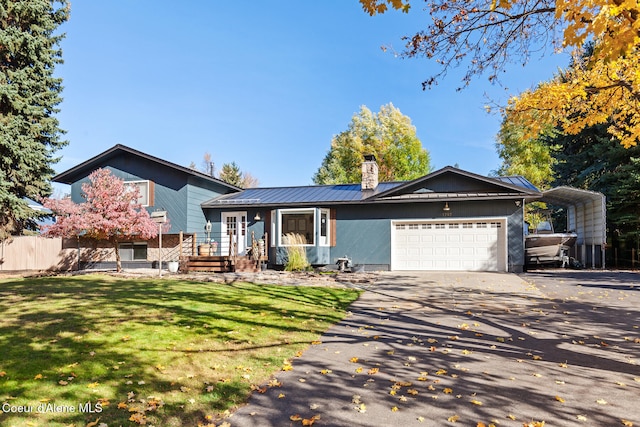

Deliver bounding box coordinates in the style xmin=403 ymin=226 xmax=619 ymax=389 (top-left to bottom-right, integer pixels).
xmin=54 ymin=1 xmax=569 ymax=189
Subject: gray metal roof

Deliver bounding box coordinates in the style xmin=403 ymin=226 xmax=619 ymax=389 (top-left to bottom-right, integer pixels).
xmin=202 ymin=182 xmax=403 ymax=207
xmin=494 ymin=175 xmax=540 ymax=192
xmin=202 ymin=168 xmax=542 ymax=208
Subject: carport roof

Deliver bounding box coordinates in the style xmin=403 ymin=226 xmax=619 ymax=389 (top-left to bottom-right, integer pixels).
xmin=539 ymin=186 xmax=606 ymax=265
xmin=541 ymin=186 xmax=605 ymax=207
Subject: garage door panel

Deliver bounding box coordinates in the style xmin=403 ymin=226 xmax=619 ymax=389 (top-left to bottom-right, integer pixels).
xmin=393 ymin=220 xmax=505 ymax=272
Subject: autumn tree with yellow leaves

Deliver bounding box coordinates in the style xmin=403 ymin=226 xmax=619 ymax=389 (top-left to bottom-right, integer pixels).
xmin=359 ymin=0 xmax=640 ymax=148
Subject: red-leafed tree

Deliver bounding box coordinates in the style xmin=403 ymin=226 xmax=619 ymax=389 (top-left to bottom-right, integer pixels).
xmin=42 ymin=168 xmax=158 ymax=272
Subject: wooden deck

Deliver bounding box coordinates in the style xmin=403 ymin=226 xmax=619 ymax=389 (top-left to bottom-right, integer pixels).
xmin=183 ymin=255 xmax=264 ymax=273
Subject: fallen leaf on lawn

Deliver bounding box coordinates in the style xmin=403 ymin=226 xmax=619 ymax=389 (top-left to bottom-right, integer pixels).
xmin=350 ymin=357 xmax=359 ymax=363
xmin=311 ymin=340 xmax=322 ymax=345
xmin=282 ymin=364 xmax=293 ymax=371
xmin=621 ymin=420 xmax=633 ymax=426
xmin=290 ymin=414 xmax=302 ymax=421
xmin=555 ymin=396 xmax=565 ymax=403
xmin=87 ymin=382 xmax=99 ymax=388
xmin=368 ymin=368 xmax=379 ymax=375
xmin=448 ymin=414 xmax=460 ymax=422
xmin=129 ymin=412 xmax=146 ymax=424
xmin=86 ymin=418 xmax=101 ymax=427
xmin=596 ymin=399 xmax=608 ymax=405
xmin=34 ymin=374 xmax=43 ymax=380
xmin=0 ymin=371 xmax=5 ymax=377
xmin=59 ymin=380 xmax=68 ymax=385
xmin=355 ymin=367 xmax=363 ymax=373
xmin=391 ymin=406 xmax=399 ymax=412
xmin=390 ymin=389 xmax=397 ymax=396
xmin=443 ymin=388 xmax=453 ymax=394
xmin=118 ymin=402 xmax=128 ymax=409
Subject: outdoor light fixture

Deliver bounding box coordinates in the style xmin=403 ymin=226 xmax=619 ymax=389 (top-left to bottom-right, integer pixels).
xmin=515 ymin=200 xmax=522 ymax=207
xmin=254 ymin=212 xmax=262 ymax=221
xmin=442 ymin=202 xmax=452 ymax=217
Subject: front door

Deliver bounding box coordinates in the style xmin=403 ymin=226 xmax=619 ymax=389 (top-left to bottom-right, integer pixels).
xmin=221 ymin=212 xmax=247 ymax=256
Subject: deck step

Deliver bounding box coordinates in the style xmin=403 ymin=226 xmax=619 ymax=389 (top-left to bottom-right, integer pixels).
xmin=183 ymin=255 xmax=261 ymax=273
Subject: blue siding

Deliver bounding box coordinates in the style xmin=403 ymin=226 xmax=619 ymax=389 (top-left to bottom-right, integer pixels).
xmin=330 ymin=201 xmax=525 ymax=272
xmin=66 ymin=158 xmax=232 ymax=235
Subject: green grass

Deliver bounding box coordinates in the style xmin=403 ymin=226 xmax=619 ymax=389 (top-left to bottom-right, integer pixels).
xmin=0 ymin=274 xmax=360 ymax=426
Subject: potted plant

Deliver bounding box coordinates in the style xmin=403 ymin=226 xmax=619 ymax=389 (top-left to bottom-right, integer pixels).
xmin=167 ymin=260 xmax=179 ymax=273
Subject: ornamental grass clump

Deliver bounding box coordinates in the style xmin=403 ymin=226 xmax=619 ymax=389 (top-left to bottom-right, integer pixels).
xmin=284 ymin=233 xmax=310 ymax=271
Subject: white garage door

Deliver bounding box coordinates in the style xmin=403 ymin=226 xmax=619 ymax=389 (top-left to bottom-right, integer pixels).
xmin=392 ymin=220 xmax=507 ymax=271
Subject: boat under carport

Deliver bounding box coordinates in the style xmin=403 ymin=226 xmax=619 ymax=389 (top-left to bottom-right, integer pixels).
xmin=539 ymin=186 xmax=606 ymax=268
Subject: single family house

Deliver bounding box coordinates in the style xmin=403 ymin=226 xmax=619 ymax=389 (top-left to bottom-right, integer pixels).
xmin=53 ymin=145 xmax=552 ymax=272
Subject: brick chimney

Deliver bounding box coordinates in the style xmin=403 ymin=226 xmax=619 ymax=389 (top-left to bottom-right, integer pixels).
xmin=361 ymin=154 xmax=379 ymax=191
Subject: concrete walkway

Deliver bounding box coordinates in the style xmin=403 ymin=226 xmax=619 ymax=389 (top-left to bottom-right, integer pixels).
xmin=226 ymin=271 xmax=640 ymax=427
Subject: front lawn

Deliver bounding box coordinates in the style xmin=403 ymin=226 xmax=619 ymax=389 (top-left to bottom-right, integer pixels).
xmin=0 ymin=274 xmax=360 ymax=426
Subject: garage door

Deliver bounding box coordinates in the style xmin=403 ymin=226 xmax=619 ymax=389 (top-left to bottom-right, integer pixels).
xmin=392 ymin=220 xmax=507 ymax=271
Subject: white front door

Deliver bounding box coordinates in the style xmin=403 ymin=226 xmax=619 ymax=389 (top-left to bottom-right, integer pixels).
xmin=221 ymin=212 xmax=247 ymax=256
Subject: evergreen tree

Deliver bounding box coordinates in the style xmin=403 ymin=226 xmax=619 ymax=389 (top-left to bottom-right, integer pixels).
xmin=218 ymin=162 xmax=243 ymax=187
xmin=0 ymin=0 xmax=69 ymax=239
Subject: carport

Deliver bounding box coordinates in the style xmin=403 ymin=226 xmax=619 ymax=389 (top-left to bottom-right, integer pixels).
xmin=540 ymin=186 xmax=606 ymax=268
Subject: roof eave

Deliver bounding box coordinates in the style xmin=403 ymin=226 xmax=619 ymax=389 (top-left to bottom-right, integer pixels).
xmin=53 ymin=144 xmax=243 ymax=192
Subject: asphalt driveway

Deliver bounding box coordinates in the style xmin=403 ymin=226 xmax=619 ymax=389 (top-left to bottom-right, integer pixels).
xmin=226 ymin=270 xmax=640 ymax=427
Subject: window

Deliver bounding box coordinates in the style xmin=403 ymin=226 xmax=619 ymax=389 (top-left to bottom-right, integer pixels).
xmin=280 ymin=209 xmax=315 ymax=246
xmin=125 ymin=180 xmax=154 ymax=207
xmin=319 ymin=209 xmax=330 ymax=246
xmin=119 ymin=242 xmax=147 ymax=261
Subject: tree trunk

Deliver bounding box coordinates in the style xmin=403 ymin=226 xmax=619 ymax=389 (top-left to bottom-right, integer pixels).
xmin=113 ymin=239 xmax=122 ymax=272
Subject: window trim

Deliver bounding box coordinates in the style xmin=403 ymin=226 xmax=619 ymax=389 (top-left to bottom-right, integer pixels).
xmin=278 ymin=208 xmax=316 ymax=247
xmin=124 ymin=180 xmax=153 ymax=207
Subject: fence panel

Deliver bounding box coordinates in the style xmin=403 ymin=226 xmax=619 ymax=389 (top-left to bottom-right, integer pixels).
xmin=0 ymin=236 xmax=74 ymax=271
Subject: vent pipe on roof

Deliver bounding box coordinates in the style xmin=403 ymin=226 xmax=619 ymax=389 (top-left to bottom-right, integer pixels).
xmin=362 ymin=154 xmax=378 ymax=191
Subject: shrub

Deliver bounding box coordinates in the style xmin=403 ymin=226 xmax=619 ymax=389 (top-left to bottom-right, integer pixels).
xmin=283 ymin=233 xmax=310 ymax=271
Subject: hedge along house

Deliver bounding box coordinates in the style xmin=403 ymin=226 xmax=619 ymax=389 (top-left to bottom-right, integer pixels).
xmin=202 ymin=156 xmax=543 ymax=273
xmin=52 ymin=144 xmax=241 ymax=269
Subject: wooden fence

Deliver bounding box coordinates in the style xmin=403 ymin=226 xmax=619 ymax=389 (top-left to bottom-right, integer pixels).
xmin=0 ymin=236 xmax=76 ymax=271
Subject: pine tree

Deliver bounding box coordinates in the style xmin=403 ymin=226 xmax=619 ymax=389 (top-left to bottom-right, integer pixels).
xmin=0 ymin=0 xmax=70 ymax=239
